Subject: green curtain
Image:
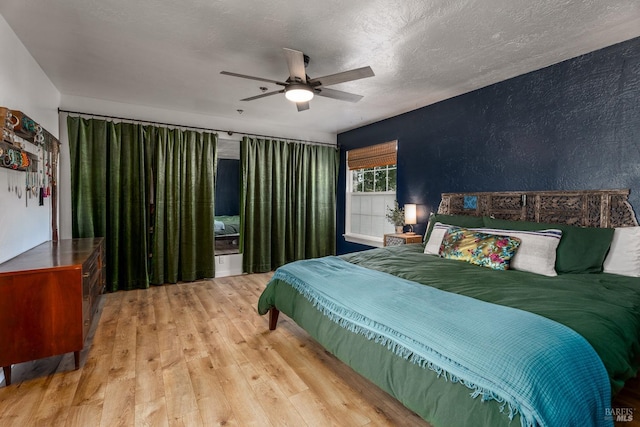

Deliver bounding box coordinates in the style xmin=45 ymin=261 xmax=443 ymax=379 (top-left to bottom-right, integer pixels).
xmin=68 ymin=117 xmax=217 ymax=290
xmin=240 ymin=137 xmax=338 ymax=273
xmin=68 ymin=118 xmax=150 ymax=290
xmin=150 ymin=128 xmax=217 ymax=284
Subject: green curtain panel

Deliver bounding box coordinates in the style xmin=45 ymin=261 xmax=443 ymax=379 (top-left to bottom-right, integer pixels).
xmin=68 ymin=117 xmax=217 ymax=290
xmin=150 ymin=129 xmax=217 ymax=284
xmin=240 ymin=137 xmax=338 ymax=273
xmin=68 ymin=117 xmax=150 ymax=290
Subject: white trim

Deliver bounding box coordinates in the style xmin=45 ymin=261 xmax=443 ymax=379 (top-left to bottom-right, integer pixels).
xmin=345 ymin=180 xmax=352 ymax=236
xmin=351 ymin=191 xmax=395 ymax=196
xmin=343 ymin=233 xmax=384 ymax=248
xmin=345 ymin=171 xmax=396 ymax=243
xmin=214 ymin=253 xmax=243 ymax=277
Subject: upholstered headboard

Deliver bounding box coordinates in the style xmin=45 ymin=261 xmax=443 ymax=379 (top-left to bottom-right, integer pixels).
xmin=437 ymin=189 xmax=638 ymax=228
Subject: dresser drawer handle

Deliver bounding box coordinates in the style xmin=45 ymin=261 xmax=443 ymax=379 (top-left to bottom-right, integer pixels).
xmin=82 ymin=272 xmax=90 ymax=278
xmin=84 ymin=319 xmax=90 ymax=326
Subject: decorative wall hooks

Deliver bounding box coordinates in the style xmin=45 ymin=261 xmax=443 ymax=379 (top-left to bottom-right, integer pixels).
xmin=1 ymin=107 xmax=17 ymax=145
xmin=10 ymin=110 xmax=53 ymax=146
xmin=0 ymin=107 xmax=57 ymax=148
xmin=1 ymin=105 xmax=61 ymax=239
xmin=0 ymin=140 xmax=36 ymax=171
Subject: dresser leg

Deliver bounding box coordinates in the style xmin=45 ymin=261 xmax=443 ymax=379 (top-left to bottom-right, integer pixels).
xmin=2 ymin=366 xmax=10 ymax=386
xmin=74 ymin=351 xmax=80 ymax=370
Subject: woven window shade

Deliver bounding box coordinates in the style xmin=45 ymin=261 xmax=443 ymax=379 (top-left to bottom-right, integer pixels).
xmin=347 ymin=140 xmax=397 ymax=170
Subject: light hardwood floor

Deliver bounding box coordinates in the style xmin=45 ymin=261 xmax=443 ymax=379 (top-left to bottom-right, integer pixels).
xmin=0 ymin=273 xmax=638 ymax=426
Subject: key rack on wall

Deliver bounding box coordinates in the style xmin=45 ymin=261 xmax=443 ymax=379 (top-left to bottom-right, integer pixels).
xmin=1 ymin=106 xmax=61 ymax=241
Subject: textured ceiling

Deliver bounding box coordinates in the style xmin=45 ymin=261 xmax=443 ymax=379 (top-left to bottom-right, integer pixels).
xmin=1 ymin=0 xmax=639 ymax=136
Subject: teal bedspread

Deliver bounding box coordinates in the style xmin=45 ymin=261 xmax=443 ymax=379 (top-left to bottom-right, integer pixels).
xmin=270 ymin=256 xmax=611 ymax=427
xmin=258 ymin=244 xmax=640 ymax=426
xmin=341 ymin=245 xmax=640 ymax=393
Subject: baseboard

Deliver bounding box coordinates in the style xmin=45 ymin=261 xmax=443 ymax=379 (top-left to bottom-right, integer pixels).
xmin=214 ymin=253 xmax=243 ymax=278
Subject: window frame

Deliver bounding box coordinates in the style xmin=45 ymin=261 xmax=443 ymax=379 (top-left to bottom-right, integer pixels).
xmin=343 ymin=141 xmax=397 ymax=247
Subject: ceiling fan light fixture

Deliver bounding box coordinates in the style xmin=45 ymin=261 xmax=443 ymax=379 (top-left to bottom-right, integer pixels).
xmin=221 ymin=48 xmax=374 ymax=111
xmin=285 ymin=84 xmax=314 ymax=103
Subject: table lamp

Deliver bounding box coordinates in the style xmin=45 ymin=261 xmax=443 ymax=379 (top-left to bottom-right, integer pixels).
xmin=404 ymin=203 xmax=417 ymax=235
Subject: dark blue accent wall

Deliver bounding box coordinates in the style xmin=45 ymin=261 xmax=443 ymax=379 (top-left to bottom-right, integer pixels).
xmin=337 ymin=37 xmax=640 ymax=255
xmin=215 ymin=159 xmax=240 ymax=216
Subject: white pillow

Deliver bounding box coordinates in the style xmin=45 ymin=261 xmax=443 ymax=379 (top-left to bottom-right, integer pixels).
xmin=424 ymin=222 xmax=451 ymax=255
xmin=473 ymin=227 xmax=562 ymax=277
xmin=603 ymin=226 xmax=640 ymax=277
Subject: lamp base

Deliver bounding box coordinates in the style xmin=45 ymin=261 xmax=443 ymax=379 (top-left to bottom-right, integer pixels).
xmin=404 ymin=231 xmax=416 ymax=235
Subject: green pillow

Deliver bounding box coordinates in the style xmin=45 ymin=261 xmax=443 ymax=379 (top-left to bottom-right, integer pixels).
xmin=424 ymin=213 xmax=485 ymax=243
xmin=483 ymin=217 xmax=614 ymax=274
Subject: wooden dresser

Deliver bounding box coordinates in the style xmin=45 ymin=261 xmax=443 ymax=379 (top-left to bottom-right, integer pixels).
xmin=0 ymin=238 xmax=105 ymax=386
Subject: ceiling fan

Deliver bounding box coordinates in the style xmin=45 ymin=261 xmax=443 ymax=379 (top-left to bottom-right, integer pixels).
xmin=220 ymin=48 xmax=374 ymax=112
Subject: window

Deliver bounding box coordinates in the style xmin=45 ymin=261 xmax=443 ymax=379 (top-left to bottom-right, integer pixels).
xmin=344 ymin=141 xmax=397 ymax=247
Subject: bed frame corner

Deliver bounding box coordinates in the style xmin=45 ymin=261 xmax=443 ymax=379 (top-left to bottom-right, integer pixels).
xmin=268 ymin=307 xmax=280 ymax=330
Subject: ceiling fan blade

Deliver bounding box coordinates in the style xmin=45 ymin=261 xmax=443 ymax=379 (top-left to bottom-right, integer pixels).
xmin=315 ymin=87 xmax=364 ymax=103
xmin=296 ymin=101 xmax=310 ymax=112
xmin=240 ymin=90 xmax=284 ymax=101
xmin=283 ymin=48 xmax=307 ymax=83
xmin=308 ymin=66 xmax=374 ymax=87
xmin=220 ymin=71 xmax=287 ymax=86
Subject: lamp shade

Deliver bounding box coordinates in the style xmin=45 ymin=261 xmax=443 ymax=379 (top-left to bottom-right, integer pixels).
xmin=285 ymin=84 xmax=314 ymax=102
xmin=404 ymin=203 xmax=417 ymax=225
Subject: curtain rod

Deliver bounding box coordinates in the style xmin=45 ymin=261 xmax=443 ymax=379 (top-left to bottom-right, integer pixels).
xmin=58 ymin=108 xmax=336 ymax=147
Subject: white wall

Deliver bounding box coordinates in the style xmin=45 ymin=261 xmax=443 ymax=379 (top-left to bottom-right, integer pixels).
xmin=60 ymin=95 xmax=337 ymax=145
xmin=0 ymin=15 xmax=60 ymax=263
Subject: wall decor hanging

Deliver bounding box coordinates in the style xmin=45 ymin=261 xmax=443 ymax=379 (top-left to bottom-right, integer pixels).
xmin=0 ymin=140 xmax=36 ymax=171
xmin=1 ymin=105 xmax=61 ymax=240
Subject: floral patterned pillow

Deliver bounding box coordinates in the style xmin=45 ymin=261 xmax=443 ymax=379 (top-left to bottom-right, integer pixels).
xmin=439 ymin=226 xmax=522 ymax=270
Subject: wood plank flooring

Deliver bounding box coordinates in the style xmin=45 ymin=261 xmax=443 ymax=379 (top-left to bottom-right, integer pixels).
xmin=0 ymin=273 xmax=638 ymax=426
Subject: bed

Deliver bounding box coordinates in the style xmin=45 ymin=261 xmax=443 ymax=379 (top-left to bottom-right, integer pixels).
xmin=258 ymin=189 xmax=640 ymax=427
xmin=214 ymin=215 xmax=240 ymax=254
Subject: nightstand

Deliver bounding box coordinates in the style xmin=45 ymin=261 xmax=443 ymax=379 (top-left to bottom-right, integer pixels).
xmin=384 ymin=233 xmax=423 ymax=246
